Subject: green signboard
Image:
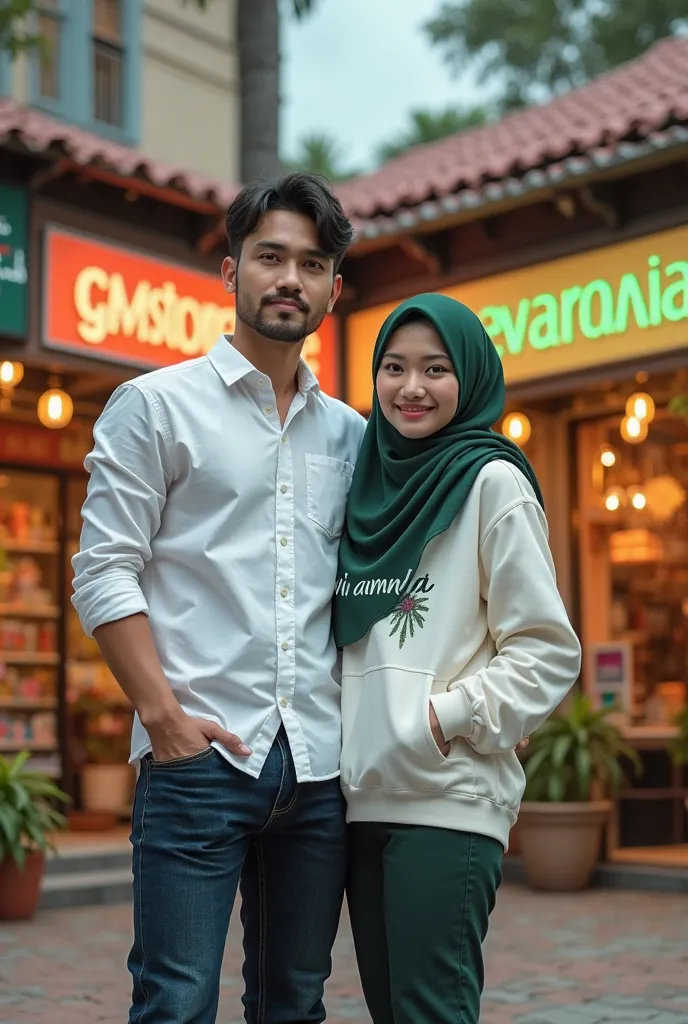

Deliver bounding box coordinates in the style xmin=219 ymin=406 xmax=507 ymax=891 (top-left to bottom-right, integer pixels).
xmin=0 ymin=184 xmax=29 ymax=338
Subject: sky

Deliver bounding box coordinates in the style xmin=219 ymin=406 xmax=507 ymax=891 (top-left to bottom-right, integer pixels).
xmin=281 ymin=0 xmax=482 ymax=172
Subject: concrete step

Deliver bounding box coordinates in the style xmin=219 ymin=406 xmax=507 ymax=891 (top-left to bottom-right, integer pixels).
xmin=39 ymin=836 xmax=133 ymax=909
xmin=40 ymin=865 xmax=132 ymax=910
xmin=46 ymin=847 xmax=131 ymax=877
xmin=503 ymin=855 xmax=688 ymax=893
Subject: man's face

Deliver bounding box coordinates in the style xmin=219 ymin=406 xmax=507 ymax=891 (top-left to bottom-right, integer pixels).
xmin=222 ymin=210 xmax=342 ymax=344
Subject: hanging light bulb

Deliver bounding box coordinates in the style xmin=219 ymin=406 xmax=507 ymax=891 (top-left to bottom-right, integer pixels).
xmin=0 ymin=361 xmax=24 ymax=412
xmin=0 ymin=361 xmax=24 ymax=388
xmin=625 ymin=392 xmax=655 ymax=423
xmin=502 ymin=411 xmax=531 ymax=447
xmin=627 ymin=486 xmax=647 ymax=511
xmin=37 ymin=377 xmax=73 ymax=430
xmin=620 ymin=415 xmax=648 ymax=444
xmin=599 ymin=445 xmax=617 ymax=468
xmin=604 ymin=486 xmax=626 ymax=512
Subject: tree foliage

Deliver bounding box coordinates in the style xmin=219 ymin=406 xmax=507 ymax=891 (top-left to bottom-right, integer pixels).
xmin=0 ymin=0 xmax=44 ymax=57
xmin=425 ymin=0 xmax=688 ymax=111
xmin=288 ymin=133 xmax=358 ymax=181
xmin=378 ymin=104 xmax=489 ymax=163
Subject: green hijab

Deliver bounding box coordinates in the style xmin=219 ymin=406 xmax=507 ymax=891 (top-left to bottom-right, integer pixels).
xmin=333 ymin=292 xmax=543 ymax=648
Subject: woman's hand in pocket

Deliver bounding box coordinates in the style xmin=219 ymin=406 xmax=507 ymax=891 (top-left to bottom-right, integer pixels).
xmin=429 ymin=702 xmax=451 ymax=757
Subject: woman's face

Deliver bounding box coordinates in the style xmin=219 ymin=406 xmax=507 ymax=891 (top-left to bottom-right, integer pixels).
xmin=376 ymin=320 xmax=460 ymax=438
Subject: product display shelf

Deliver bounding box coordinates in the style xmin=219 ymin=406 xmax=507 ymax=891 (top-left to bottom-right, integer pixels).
xmin=0 ymin=697 xmax=57 ymax=710
xmin=0 ymin=603 xmax=60 ymax=618
xmin=2 ymin=539 xmax=59 ymax=555
xmin=0 ymin=651 xmax=60 ymax=665
xmin=0 ymin=472 xmax=63 ymax=775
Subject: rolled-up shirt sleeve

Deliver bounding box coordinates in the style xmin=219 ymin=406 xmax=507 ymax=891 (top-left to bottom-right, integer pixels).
xmin=71 ymin=383 xmax=172 ymax=637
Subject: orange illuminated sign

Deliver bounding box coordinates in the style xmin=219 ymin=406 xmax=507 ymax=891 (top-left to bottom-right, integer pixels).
xmin=42 ymin=226 xmax=340 ymax=396
xmin=345 ymin=224 xmax=688 ymax=410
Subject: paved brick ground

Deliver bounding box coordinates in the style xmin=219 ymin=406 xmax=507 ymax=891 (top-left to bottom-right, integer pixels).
xmin=0 ymin=885 xmax=687 ymax=1023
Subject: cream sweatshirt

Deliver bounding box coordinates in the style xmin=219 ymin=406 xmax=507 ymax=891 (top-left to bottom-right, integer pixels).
xmin=340 ymin=460 xmax=582 ymax=850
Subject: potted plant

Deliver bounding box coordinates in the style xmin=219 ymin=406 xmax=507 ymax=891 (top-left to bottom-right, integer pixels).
xmin=0 ymin=752 xmax=70 ymax=920
xmin=669 ymin=704 xmax=688 ymax=817
xmin=72 ymin=691 xmax=134 ymax=814
xmin=669 ymin=704 xmax=688 ymax=764
xmin=518 ymin=693 xmax=641 ymax=891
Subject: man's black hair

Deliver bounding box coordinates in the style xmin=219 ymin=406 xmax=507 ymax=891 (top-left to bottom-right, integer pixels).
xmin=225 ymin=172 xmax=354 ymax=274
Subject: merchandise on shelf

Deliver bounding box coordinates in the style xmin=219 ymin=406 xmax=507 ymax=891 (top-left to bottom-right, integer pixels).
xmin=0 ymin=665 xmax=56 ymax=702
xmin=4 ymin=557 xmax=55 ymax=606
xmin=0 ymin=615 xmax=57 ymax=653
xmin=0 ymin=710 xmax=57 ymax=745
xmin=0 ymin=501 xmax=56 ymax=544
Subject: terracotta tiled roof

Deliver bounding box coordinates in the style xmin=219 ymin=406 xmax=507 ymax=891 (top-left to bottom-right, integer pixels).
xmin=0 ymin=98 xmax=240 ymax=210
xmin=2 ymin=36 xmax=688 ymax=237
xmin=338 ymin=35 xmax=688 ymax=234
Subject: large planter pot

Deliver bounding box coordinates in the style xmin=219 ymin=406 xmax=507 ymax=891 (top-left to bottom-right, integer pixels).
xmin=518 ymin=800 xmax=613 ymax=891
xmin=81 ymin=764 xmax=133 ymax=814
xmin=0 ymin=850 xmax=45 ymax=920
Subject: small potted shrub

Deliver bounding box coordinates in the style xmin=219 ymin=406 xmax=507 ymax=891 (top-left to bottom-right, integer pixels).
xmin=518 ymin=693 xmax=641 ymax=891
xmin=669 ymin=704 xmax=688 ymax=765
xmin=0 ymin=752 xmax=70 ymax=920
xmin=669 ymin=704 xmax=688 ymax=817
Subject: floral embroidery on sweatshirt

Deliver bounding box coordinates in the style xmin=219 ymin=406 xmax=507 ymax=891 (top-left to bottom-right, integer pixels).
xmin=388 ymin=591 xmax=430 ymax=649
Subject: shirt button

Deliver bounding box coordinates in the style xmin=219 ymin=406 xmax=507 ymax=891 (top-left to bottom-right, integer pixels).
xmin=280 ymin=697 xmax=289 ymax=708
xmin=281 ymin=435 xmax=288 ymax=444
xmin=264 ymin=405 xmax=273 ymax=415
xmin=257 ymin=378 xmax=265 ymax=386
xmin=280 ymin=537 xmax=288 ymax=547
xmin=280 ymin=484 xmax=288 ymax=494
xmin=281 ymin=587 xmax=289 ymax=598
xmin=281 ymin=641 xmax=289 ymax=651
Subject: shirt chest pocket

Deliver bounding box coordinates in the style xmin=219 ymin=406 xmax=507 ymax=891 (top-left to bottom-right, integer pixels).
xmin=305 ymin=454 xmax=354 ymax=540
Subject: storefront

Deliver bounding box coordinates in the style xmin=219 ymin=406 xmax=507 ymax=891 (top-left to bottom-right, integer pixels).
xmin=344 ymin=222 xmax=688 ymax=865
xmin=0 ymin=203 xmax=341 ymax=827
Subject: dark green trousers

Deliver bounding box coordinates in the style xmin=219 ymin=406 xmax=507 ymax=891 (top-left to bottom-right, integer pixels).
xmin=347 ymin=823 xmax=503 ymax=1024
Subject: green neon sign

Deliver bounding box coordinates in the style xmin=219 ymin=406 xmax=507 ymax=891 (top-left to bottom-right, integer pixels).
xmin=479 ymin=255 xmax=688 ymax=359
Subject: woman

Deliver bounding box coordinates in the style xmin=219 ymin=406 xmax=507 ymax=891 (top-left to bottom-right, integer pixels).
xmin=333 ymin=293 xmax=581 ymax=1024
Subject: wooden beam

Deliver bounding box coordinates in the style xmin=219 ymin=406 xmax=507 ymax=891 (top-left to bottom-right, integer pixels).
xmin=397 ymin=235 xmax=441 ymax=275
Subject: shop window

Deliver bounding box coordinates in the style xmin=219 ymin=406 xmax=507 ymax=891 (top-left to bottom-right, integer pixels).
xmin=30 ymin=0 xmax=141 ymax=145
xmin=0 ymin=470 xmax=62 ymax=779
xmin=0 ymin=463 xmax=134 ymax=825
xmin=578 ymin=405 xmax=688 ymax=723
xmin=577 ymin=393 xmax=688 ymax=856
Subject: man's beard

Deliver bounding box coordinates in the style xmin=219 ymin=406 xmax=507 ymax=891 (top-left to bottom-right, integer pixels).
xmin=236 ymin=289 xmax=326 ymax=344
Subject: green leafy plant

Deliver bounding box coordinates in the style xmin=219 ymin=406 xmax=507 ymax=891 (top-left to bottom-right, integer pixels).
xmin=668 ymin=394 xmax=688 ymax=422
xmin=523 ymin=693 xmax=642 ymax=802
xmin=0 ymin=752 xmax=70 ymax=868
xmin=668 ymin=704 xmax=688 ymax=766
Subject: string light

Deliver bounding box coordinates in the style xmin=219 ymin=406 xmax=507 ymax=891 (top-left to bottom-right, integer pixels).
xmin=604 ymin=487 xmax=626 ymax=512
xmin=600 ymin=445 xmax=617 ymax=468
xmin=625 ymin=392 xmax=655 ymax=423
xmin=620 ymin=415 xmax=648 ymax=444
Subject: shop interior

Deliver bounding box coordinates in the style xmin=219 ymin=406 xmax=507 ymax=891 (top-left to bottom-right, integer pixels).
xmin=507 ymin=367 xmax=688 ymax=867
xmin=0 ymin=358 xmax=133 ymax=834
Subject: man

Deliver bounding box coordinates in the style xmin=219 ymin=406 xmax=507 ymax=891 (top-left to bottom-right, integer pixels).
xmin=72 ymin=172 xmax=366 ymax=1024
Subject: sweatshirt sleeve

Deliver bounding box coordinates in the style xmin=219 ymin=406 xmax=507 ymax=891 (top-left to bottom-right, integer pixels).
xmin=430 ymin=498 xmax=581 ymax=755
xmin=71 ymin=383 xmax=172 ymax=637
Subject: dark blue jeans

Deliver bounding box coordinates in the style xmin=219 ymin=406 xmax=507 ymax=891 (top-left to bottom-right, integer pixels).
xmin=128 ymin=728 xmax=347 ymax=1024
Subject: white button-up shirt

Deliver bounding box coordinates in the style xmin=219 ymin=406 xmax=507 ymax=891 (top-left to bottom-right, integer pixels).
xmin=72 ymin=337 xmax=366 ymax=781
